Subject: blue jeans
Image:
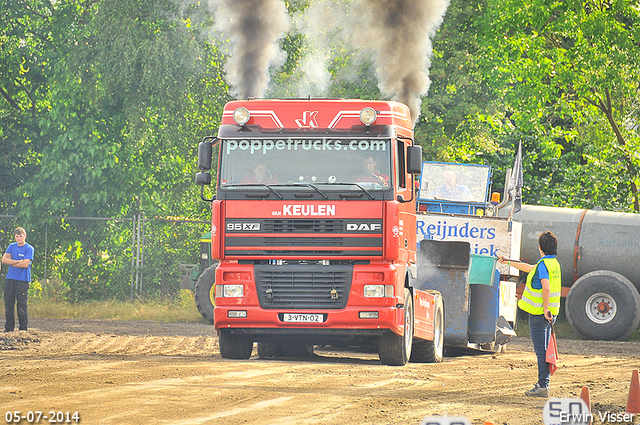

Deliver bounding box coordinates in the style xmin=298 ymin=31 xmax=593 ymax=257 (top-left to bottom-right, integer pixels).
xmin=529 ymin=313 xmax=556 ymax=388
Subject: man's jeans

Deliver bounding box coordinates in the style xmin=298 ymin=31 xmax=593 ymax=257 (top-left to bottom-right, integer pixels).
xmin=4 ymin=279 xmax=29 ymax=332
xmin=529 ymin=313 xmax=556 ymax=388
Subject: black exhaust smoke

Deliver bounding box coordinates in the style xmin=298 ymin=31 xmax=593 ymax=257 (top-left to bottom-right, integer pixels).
xmin=212 ymin=0 xmax=290 ymax=99
xmin=209 ymin=0 xmax=448 ymax=117
xmin=351 ymin=0 xmax=450 ymax=124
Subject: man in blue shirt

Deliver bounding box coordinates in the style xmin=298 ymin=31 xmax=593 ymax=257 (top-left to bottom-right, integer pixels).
xmin=3 ymin=227 xmax=34 ymax=332
xmin=431 ymin=170 xmax=472 ymax=201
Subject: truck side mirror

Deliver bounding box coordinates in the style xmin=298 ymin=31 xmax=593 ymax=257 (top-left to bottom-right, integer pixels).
xmin=198 ymin=141 xmax=213 ymax=171
xmin=195 ymin=172 xmax=211 ymax=185
xmin=407 ymin=145 xmax=422 ymax=174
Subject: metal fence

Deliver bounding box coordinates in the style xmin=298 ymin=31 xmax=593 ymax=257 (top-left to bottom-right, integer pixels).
xmin=0 ymin=215 xmax=210 ymax=300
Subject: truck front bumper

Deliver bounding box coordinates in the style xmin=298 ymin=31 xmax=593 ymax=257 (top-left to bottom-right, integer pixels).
xmin=214 ymin=305 xmax=405 ymax=337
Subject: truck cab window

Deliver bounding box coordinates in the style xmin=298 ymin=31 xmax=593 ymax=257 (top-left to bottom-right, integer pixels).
xmin=396 ymin=140 xmax=406 ymax=189
xmin=219 ymin=138 xmax=392 ymax=191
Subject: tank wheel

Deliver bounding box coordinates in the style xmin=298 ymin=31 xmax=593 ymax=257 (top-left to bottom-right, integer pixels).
xmin=257 ymin=340 xmax=283 ymax=358
xmin=194 ymin=264 xmax=217 ymax=324
xmin=566 ymin=270 xmax=640 ymax=340
xmin=410 ymin=293 xmax=444 ymax=363
xmin=378 ymin=288 xmax=413 ymax=366
xmin=219 ymin=330 xmax=253 ymax=359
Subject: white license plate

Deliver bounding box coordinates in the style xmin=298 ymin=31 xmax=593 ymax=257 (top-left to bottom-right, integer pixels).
xmin=283 ymin=313 xmax=323 ymax=323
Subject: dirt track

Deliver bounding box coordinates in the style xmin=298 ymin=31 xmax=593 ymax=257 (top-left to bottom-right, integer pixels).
xmin=1 ymin=319 xmax=639 ymax=425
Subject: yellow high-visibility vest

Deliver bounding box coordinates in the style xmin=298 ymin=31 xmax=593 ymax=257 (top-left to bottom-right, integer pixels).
xmin=518 ymin=257 xmax=562 ymax=315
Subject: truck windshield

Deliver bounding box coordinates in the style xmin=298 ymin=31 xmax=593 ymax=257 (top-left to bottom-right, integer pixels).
xmin=418 ymin=162 xmax=491 ymax=203
xmin=219 ymin=138 xmax=392 ymax=190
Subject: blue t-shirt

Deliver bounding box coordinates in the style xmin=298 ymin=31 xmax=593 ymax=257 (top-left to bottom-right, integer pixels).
xmin=530 ymin=255 xmax=555 ymax=290
xmin=5 ymin=242 xmax=34 ymax=282
xmin=431 ymin=184 xmax=472 ymax=201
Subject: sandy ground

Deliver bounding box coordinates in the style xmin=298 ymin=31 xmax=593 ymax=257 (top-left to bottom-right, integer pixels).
xmin=1 ymin=318 xmax=639 ymax=425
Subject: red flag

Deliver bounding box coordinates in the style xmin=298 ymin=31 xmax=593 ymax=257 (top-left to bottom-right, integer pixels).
xmin=547 ymin=331 xmax=559 ymax=375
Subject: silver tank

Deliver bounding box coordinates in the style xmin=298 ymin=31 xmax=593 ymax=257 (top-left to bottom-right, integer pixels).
xmin=501 ymin=205 xmax=640 ymax=291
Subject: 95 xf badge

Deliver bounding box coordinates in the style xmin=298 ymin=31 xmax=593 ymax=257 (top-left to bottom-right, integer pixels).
xmin=226 ymin=222 xmax=260 ymax=231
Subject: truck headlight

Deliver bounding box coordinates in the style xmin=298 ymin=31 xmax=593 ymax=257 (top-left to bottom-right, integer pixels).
xmin=364 ymin=285 xmax=394 ymax=298
xmin=359 ymin=107 xmax=377 ymax=125
xmin=233 ymin=107 xmax=250 ymax=125
xmin=216 ymin=284 xmax=244 ymax=298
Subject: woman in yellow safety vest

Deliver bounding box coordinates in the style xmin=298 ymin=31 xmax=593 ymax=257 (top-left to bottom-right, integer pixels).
xmin=498 ymin=230 xmax=561 ymax=398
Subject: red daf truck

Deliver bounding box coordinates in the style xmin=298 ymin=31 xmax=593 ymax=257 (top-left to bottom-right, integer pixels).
xmin=195 ymin=99 xmax=444 ymax=365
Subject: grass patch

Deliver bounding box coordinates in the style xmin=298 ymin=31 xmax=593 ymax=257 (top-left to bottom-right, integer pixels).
xmin=515 ymin=317 xmax=581 ymax=339
xmin=515 ymin=313 xmax=640 ymax=341
xmin=2 ymin=290 xmax=207 ymax=323
xmin=5 ymin=292 xmax=640 ymax=341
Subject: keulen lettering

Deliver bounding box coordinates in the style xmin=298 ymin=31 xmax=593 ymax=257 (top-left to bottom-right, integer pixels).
xmin=283 ymin=205 xmax=336 ymax=216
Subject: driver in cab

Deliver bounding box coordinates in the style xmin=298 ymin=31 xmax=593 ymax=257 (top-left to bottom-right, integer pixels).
xmin=353 ymin=155 xmax=388 ymax=185
xmin=241 ymin=162 xmax=278 ymax=184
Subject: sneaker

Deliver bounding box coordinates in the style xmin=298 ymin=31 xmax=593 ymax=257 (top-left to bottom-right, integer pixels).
xmin=525 ymin=384 xmax=549 ymax=397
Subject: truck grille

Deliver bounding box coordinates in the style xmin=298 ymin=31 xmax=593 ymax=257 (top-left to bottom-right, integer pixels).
xmin=255 ymin=264 xmax=352 ymax=310
xmin=224 ymin=219 xmax=383 ymax=258
xmin=263 ymin=219 xmax=344 ymax=233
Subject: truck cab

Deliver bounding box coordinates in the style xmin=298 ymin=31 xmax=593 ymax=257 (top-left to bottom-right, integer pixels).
xmin=195 ymin=99 xmax=441 ymax=365
xmin=417 ymin=161 xmax=495 ymax=216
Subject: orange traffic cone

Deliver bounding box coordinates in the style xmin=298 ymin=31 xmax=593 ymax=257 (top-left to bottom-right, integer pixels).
xmin=580 ymin=386 xmax=592 ymax=425
xmin=626 ymin=369 xmax=640 ymax=414
xmin=483 ymin=421 xmax=495 ymax=425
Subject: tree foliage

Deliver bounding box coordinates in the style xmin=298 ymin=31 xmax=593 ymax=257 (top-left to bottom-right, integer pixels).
xmin=477 ymin=0 xmax=640 ymax=211
xmin=1 ymin=0 xmax=227 ymax=222
xmin=2 ymin=0 xmax=640 ymax=230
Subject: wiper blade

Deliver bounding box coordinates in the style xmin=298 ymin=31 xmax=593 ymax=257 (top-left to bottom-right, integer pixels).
xmin=315 ymin=182 xmax=375 ymax=200
xmin=302 ymin=183 xmax=329 ymax=199
xmin=236 ymin=183 xmax=283 ymax=199
xmin=267 ymin=182 xmax=329 ymax=199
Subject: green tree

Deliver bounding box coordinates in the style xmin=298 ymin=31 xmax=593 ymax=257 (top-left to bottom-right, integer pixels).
xmin=418 ymin=0 xmax=504 ymax=164
xmin=480 ymin=0 xmax=640 ymax=211
xmin=1 ymin=0 xmax=229 ymax=221
xmin=0 ymin=0 xmax=59 ymax=211
xmin=1 ymin=0 xmax=230 ymax=299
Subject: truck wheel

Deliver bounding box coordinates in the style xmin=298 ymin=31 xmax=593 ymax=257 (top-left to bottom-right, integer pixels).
xmin=566 ymin=270 xmax=640 ymax=341
xmin=410 ymin=294 xmax=444 ymax=363
xmin=195 ymin=264 xmax=216 ymax=324
xmin=219 ymin=329 xmax=253 ymax=359
xmin=378 ymin=288 xmax=413 ymax=366
xmin=257 ymin=340 xmax=283 ymax=358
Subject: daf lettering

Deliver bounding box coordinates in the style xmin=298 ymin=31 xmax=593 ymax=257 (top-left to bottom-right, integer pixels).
xmin=347 ymin=223 xmax=382 ymax=232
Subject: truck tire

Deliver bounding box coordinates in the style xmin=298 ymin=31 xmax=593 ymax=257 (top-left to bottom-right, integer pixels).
xmin=219 ymin=330 xmax=253 ymax=359
xmin=257 ymin=340 xmax=283 ymax=358
xmin=195 ymin=264 xmax=216 ymax=324
xmin=410 ymin=293 xmax=444 ymax=363
xmin=566 ymin=270 xmax=640 ymax=341
xmin=378 ymin=288 xmax=413 ymax=366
